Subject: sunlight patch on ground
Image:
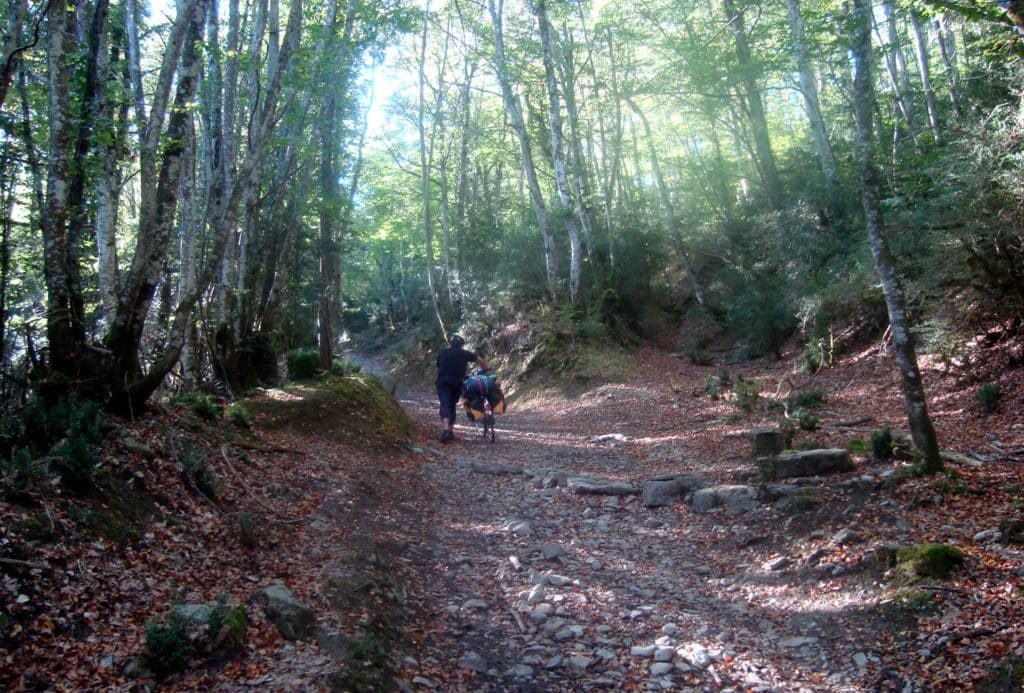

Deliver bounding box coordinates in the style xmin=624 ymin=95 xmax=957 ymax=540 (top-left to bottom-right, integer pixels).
xmin=259 ymin=387 xmax=306 ymax=401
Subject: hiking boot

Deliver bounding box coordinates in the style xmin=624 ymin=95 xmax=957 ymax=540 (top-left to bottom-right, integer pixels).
xmin=440 ymin=430 xmax=453 ymax=443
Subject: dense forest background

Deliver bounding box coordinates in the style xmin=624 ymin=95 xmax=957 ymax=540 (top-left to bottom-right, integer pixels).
xmin=1 ymin=0 xmax=1023 ymax=451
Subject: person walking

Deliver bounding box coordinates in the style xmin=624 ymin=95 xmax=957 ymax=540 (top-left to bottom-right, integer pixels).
xmin=436 ymin=335 xmax=488 ymax=443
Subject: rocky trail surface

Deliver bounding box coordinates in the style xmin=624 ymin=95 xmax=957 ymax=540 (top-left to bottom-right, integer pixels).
xmin=336 ymin=345 xmax=1024 ymax=692
xmin=4 ymin=341 xmax=1021 ymax=692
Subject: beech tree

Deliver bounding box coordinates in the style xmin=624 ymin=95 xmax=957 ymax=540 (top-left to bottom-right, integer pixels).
xmin=852 ymin=0 xmax=942 ymax=470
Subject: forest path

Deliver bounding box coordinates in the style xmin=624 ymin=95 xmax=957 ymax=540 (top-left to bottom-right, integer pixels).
xmin=370 ymin=345 xmax=920 ymax=692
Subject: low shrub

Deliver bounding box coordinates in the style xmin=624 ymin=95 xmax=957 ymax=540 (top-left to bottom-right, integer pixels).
xmin=846 ymin=438 xmax=869 ymax=455
xmin=170 ymin=393 xmax=221 ymax=422
xmin=978 ymin=383 xmax=1001 ymax=414
xmin=787 ymin=388 xmax=827 ymax=410
xmin=872 ymin=426 xmax=895 ymax=460
xmin=685 ymin=336 xmax=713 ymax=365
xmin=797 ymin=411 xmax=819 ymax=431
xmin=732 ymin=377 xmax=761 ymax=412
xmin=331 ymin=358 xmax=363 ymax=376
xmin=144 ymin=614 xmax=193 ymax=672
xmin=286 ymin=348 xmax=320 ymax=381
xmin=226 ymin=403 xmax=252 ymax=428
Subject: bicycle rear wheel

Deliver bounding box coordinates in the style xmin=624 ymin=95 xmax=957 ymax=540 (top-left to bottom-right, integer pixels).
xmin=483 ymin=414 xmax=496 ymax=443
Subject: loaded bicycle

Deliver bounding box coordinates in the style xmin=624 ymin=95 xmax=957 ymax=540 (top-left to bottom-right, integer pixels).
xmin=462 ymin=369 xmax=505 ymax=443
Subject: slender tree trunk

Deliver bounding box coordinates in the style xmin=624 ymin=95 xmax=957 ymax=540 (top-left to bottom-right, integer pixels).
xmin=599 ymin=26 xmax=624 ymax=274
xmin=874 ymin=1 xmax=915 ymax=134
xmin=722 ymin=0 xmax=782 ymax=209
xmin=534 ymin=0 xmax=583 ymax=309
xmin=786 ymin=0 xmax=840 ymax=203
xmin=42 ymin=0 xmax=87 ymax=384
xmin=488 ymin=0 xmax=557 ymax=300
xmin=558 ymin=21 xmax=600 ymax=287
xmin=910 ymin=9 xmax=942 ymax=143
xmin=851 ymin=0 xmax=941 ymax=471
xmin=318 ymin=95 xmax=338 ymax=371
xmin=625 ymin=98 xmax=705 ymax=307
xmin=417 ymin=7 xmax=448 ymax=335
xmin=934 ymin=15 xmax=962 ymax=119
xmin=0 ymin=0 xmax=28 ymax=115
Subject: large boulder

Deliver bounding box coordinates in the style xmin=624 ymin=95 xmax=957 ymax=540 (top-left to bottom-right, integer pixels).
xmin=759 ymin=448 xmax=854 ymax=480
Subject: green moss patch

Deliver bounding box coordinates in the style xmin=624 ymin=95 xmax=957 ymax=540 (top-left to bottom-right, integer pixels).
xmin=245 ymin=374 xmax=413 ymax=448
xmin=876 ymin=543 xmax=965 ymax=583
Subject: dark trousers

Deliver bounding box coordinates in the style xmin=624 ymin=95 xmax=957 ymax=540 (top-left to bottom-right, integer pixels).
xmin=436 ymin=379 xmax=462 ymax=422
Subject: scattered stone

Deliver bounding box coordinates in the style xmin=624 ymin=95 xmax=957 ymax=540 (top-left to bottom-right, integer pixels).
xmin=973 ymin=528 xmax=1001 ymax=544
xmin=764 ymin=556 xmax=792 ymax=571
xmin=654 ymin=647 xmax=675 ymax=662
xmin=260 ymin=584 xmax=315 ymax=641
xmin=833 ymin=527 xmax=861 ymax=546
xmin=631 ymin=645 xmax=658 ymax=657
xmin=591 ymin=433 xmax=631 ymax=444
xmin=569 ymin=654 xmax=593 ymax=671
xmin=462 ymin=599 xmax=489 ymax=611
xmin=641 ymin=475 xmax=707 ymax=507
xmin=691 ymin=485 xmax=758 ymax=514
xmin=780 ymin=637 xmax=819 ymax=648
xmin=458 ymin=651 xmax=488 ymax=672
xmin=852 ymin=652 xmax=869 ymax=668
xmin=505 ymin=664 xmax=534 ymax=677
xmin=651 ymin=662 xmax=675 ymax=676
xmin=527 ymin=584 xmax=547 ymax=605
xmin=457 ymin=458 xmax=525 ymax=475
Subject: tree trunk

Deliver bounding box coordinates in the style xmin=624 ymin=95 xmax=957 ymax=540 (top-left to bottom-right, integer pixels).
xmin=851 ymin=0 xmax=941 ymax=471
xmin=535 ymin=0 xmax=583 ymax=309
xmin=786 ymin=0 xmax=840 ymax=204
xmin=934 ymin=14 xmax=962 ymax=119
xmin=42 ymin=0 xmax=88 ymax=386
xmin=874 ymin=0 xmax=915 ymax=134
xmin=722 ymin=0 xmax=782 ymax=209
xmin=910 ymin=9 xmax=942 ymax=143
xmin=417 ymin=8 xmax=448 ymax=335
xmin=94 ymin=16 xmax=124 ymax=325
xmin=488 ymin=0 xmax=557 ymax=301
xmin=625 ymin=98 xmax=705 ymax=307
xmin=0 ymin=0 xmax=28 ymax=115
xmin=318 ymin=94 xmax=338 ymax=371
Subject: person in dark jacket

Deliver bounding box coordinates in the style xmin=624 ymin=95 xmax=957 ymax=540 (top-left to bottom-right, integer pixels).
xmin=436 ymin=335 xmax=488 ymax=443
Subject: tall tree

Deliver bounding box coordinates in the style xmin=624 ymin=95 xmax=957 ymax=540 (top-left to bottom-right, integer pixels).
xmin=786 ymin=0 xmax=840 ymax=204
xmin=487 ymin=0 xmax=558 ymax=301
xmin=722 ymin=0 xmax=782 ymax=209
xmin=851 ymin=0 xmax=942 ymax=471
xmin=416 ymin=4 xmax=450 ymax=334
xmin=534 ymin=0 xmax=583 ymax=308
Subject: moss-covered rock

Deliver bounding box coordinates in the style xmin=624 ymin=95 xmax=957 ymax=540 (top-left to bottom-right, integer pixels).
xmin=875 ymin=543 xmax=965 ymax=582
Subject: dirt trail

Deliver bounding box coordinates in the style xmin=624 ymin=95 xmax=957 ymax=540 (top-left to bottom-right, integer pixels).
xmin=334 ymin=344 xmax=1024 ymax=692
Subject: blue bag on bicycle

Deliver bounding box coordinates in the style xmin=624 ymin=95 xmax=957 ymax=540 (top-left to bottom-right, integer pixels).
xmin=463 ymin=373 xmax=506 ymax=420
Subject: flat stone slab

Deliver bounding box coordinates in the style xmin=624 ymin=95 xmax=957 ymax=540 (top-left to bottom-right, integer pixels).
xmin=760 ymin=448 xmax=854 ymax=479
xmin=567 ymin=475 xmax=640 ymax=496
xmin=457 ymin=458 xmax=525 ymax=475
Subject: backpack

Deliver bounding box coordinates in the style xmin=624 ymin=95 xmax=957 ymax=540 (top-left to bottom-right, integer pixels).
xmin=463 ymin=374 xmax=506 ymax=419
